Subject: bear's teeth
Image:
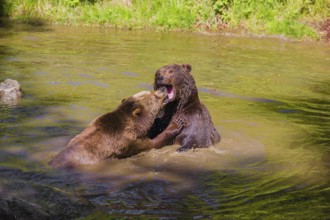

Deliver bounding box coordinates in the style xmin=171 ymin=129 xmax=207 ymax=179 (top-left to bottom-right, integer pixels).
xmin=163 ymin=85 xmax=174 ymax=100
xmin=167 ymin=90 xmax=174 ymax=100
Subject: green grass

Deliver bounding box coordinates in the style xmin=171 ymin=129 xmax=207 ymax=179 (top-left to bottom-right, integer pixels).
xmin=2 ymin=0 xmax=329 ymax=40
xmin=221 ymin=0 xmax=328 ymax=39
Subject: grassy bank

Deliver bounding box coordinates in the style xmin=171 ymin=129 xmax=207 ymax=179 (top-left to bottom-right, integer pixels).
xmin=2 ymin=0 xmax=329 ymax=40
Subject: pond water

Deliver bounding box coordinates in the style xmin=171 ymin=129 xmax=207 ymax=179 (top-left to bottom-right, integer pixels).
xmin=0 ymin=25 xmax=329 ymax=219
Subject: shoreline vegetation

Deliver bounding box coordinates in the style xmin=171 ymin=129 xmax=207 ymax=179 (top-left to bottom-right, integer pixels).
xmin=1 ymin=0 xmax=329 ymax=41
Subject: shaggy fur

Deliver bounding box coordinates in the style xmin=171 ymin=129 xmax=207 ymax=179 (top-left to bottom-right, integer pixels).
xmin=148 ymin=64 xmax=220 ymax=151
xmin=49 ymin=90 xmax=182 ymax=168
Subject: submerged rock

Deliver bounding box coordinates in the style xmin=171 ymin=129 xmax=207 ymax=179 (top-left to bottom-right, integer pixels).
xmin=0 ymin=166 xmax=95 ymax=219
xmin=0 ymin=198 xmax=50 ymax=220
xmin=0 ymin=79 xmax=23 ymax=105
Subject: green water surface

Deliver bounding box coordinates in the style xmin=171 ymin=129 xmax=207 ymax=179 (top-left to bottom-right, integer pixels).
xmin=0 ymin=25 xmax=329 ymax=219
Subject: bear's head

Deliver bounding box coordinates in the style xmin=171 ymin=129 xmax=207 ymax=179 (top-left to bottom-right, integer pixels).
xmin=120 ymin=90 xmax=167 ymax=136
xmin=153 ymin=64 xmax=198 ymax=107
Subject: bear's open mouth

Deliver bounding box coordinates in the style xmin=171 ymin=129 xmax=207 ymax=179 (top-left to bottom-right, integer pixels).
xmin=158 ymin=84 xmax=174 ymax=103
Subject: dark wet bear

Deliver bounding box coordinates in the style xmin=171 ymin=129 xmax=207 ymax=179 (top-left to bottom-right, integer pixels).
xmin=49 ymin=90 xmax=182 ymax=168
xmin=148 ymin=64 xmax=220 ymax=151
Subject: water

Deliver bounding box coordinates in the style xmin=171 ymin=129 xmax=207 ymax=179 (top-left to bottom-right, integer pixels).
xmin=0 ymin=24 xmax=329 ymax=219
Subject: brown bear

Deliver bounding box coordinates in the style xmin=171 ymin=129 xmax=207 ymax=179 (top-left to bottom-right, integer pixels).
xmin=148 ymin=64 xmax=220 ymax=151
xmin=49 ymin=90 xmax=183 ymax=168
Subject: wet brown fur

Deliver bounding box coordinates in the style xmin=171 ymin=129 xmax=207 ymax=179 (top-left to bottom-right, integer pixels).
xmin=49 ymin=91 xmax=182 ymax=169
xmin=148 ymin=64 xmax=221 ymax=151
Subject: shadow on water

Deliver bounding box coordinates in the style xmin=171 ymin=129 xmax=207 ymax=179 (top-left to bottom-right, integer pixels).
xmin=0 ymin=20 xmax=105 ymax=219
xmin=0 ymin=94 xmax=267 ymax=218
xmin=0 ymin=21 xmax=52 ymax=34
xmin=0 ymin=0 xmax=6 ymax=18
xmin=0 ymin=98 xmax=95 ymax=219
xmin=0 ymin=149 xmax=268 ymax=219
xmin=0 ymin=3 xmax=52 ymax=35
xmin=0 ymin=161 xmax=95 ymax=219
xmin=259 ymin=80 xmax=330 ymax=161
xmin=0 ymin=128 xmax=254 ymax=219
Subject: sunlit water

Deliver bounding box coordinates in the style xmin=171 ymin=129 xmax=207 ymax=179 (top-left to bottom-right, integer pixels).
xmin=0 ymin=25 xmax=329 ymax=219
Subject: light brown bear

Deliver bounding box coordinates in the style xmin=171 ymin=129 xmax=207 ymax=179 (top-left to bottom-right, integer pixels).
xmin=49 ymin=90 xmax=182 ymax=168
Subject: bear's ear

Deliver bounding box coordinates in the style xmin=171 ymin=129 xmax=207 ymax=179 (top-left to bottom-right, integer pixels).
xmin=121 ymin=98 xmax=126 ymax=103
xmin=181 ymin=64 xmax=192 ymax=74
xmin=132 ymin=107 xmax=143 ymax=117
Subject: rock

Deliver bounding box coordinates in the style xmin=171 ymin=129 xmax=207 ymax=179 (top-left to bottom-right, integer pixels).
xmin=0 ymin=79 xmax=23 ymax=105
